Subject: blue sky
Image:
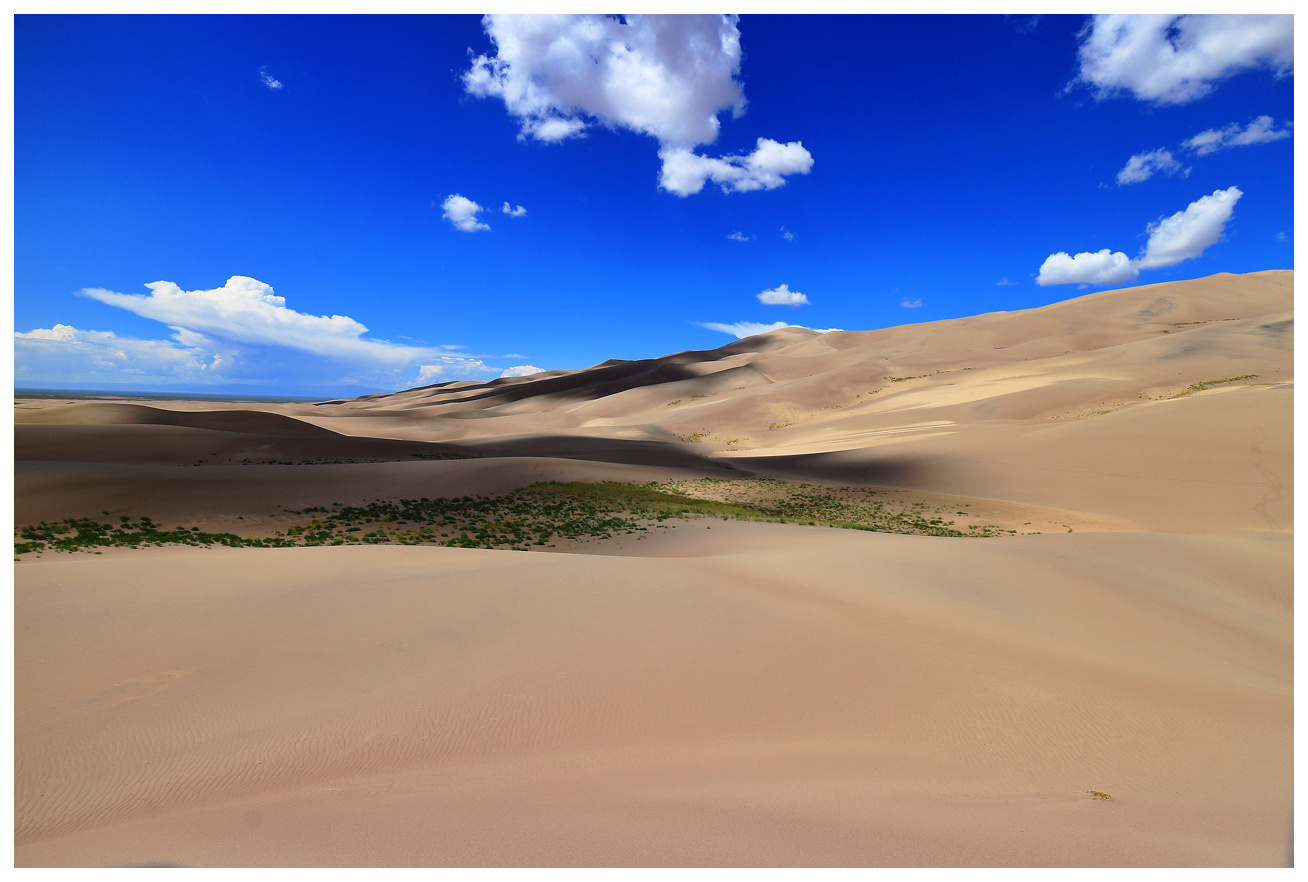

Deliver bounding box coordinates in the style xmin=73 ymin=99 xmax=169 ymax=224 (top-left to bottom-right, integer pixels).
xmin=13 ymin=14 xmax=1295 ymax=396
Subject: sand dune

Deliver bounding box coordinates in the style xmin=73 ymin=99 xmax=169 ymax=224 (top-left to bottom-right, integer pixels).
xmin=13 ymin=271 xmax=1293 ymax=866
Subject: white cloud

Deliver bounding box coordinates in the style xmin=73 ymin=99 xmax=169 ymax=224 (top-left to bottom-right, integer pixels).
xmin=463 ymin=15 xmax=812 ymax=196
xmin=1182 ymin=115 xmax=1293 ymax=155
xmin=900 ymin=297 xmax=923 ymax=308
xmin=500 ymin=365 xmax=545 ymax=378
xmin=442 ymin=194 xmax=490 ymax=232
xmin=76 ymin=276 xmax=449 ymax=368
xmin=696 ymin=320 xmax=792 ymax=338
xmin=413 ymin=358 xmax=496 ymax=385
xmin=16 ymin=282 xmax=512 ymax=392
xmin=1276 ymin=231 xmax=1287 ymax=243
xmin=259 ymin=67 xmax=283 ymax=90
xmin=15 ymin=324 xmax=224 ymax=386
xmin=1037 ymin=250 xmax=1138 ymax=287
xmin=726 ymin=231 xmax=752 ymax=242
xmin=780 ymin=226 xmax=794 ymax=241
xmin=756 ymin=283 xmax=808 ymax=307
xmin=696 ymin=320 xmax=841 ymax=339
xmin=1037 ymin=186 xmax=1242 ymax=285
xmin=464 ymin=14 xmax=745 ymax=146
xmin=1073 ymin=14 xmax=1293 ymax=104
xmin=996 ymin=277 xmax=1018 ymax=286
xmin=1136 ymin=186 xmax=1242 ymax=270
xmin=502 ymin=202 xmax=528 ymax=217
xmin=658 ymin=138 xmax=813 ymax=197
xmin=1116 ymin=148 xmax=1189 ymax=185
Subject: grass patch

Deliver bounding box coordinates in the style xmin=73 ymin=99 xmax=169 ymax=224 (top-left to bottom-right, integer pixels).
xmin=14 ymin=479 xmax=1018 ymax=558
xmin=1161 ymin=374 xmax=1258 ymax=399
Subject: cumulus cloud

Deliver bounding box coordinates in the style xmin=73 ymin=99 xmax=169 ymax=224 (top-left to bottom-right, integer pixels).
xmin=756 ymin=283 xmax=808 ymax=307
xmin=463 ymin=15 xmax=812 ymax=196
xmin=1116 ymin=148 xmax=1189 ymax=185
xmin=502 ymin=202 xmax=528 ymax=217
xmin=1072 ymin=14 xmax=1293 ymax=104
xmin=442 ymin=194 xmax=490 ymax=232
xmin=996 ymin=277 xmax=1018 ymax=286
xmin=77 ymin=276 xmax=449 ymax=368
xmin=658 ymin=138 xmax=813 ymax=197
xmin=727 ymin=231 xmax=752 ymax=242
xmin=780 ymin=226 xmax=794 ymax=241
xmin=500 ymin=365 xmax=545 ymax=378
xmin=900 ymin=297 xmax=924 ymax=308
xmin=1037 ymin=186 xmax=1243 ymax=285
xmin=1036 ymin=250 xmax=1138 ymax=287
xmin=259 ymin=66 xmax=283 ymax=90
xmin=18 ymin=279 xmax=516 ymax=392
xmin=1183 ymin=115 xmax=1293 ymax=155
xmin=1135 ymin=186 xmax=1243 ymax=270
xmin=464 ymin=14 xmax=745 ymax=146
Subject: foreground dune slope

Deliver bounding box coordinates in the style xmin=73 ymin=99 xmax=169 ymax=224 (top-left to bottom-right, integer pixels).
xmin=14 ymin=532 xmax=1292 ymax=867
xmin=13 ymin=271 xmax=1293 ymax=866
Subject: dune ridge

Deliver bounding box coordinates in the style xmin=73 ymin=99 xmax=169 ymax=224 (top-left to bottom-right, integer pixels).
xmin=13 ymin=270 xmax=1293 ymax=866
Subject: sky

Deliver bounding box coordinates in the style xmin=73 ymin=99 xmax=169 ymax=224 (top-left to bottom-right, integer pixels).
xmin=12 ymin=13 xmax=1296 ymax=397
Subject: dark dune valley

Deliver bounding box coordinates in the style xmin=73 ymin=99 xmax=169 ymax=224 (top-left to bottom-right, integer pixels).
xmin=14 ymin=270 xmax=1293 ymax=866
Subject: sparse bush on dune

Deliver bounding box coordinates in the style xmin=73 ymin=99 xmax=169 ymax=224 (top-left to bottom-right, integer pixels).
xmin=13 ymin=478 xmax=1017 ymax=558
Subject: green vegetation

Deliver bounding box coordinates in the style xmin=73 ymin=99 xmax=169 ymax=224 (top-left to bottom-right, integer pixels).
xmin=646 ymin=478 xmax=1017 ymax=537
xmin=1159 ymin=374 xmax=1258 ymax=399
xmin=766 ymin=421 xmax=791 ymax=430
xmin=1184 ymin=374 xmax=1258 ymax=393
xmin=14 ymin=478 xmax=1018 ymax=558
xmin=676 ymin=431 xmax=708 ymax=442
xmin=886 ymin=375 xmax=927 ymax=383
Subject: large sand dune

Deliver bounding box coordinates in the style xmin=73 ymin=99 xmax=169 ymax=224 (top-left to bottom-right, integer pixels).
xmin=13 ymin=271 xmax=1293 ymax=866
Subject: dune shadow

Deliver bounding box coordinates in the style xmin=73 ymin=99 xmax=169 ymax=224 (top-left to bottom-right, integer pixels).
xmin=459 ymin=434 xmax=741 ymax=473
xmin=725 ymin=449 xmax=931 ymax=488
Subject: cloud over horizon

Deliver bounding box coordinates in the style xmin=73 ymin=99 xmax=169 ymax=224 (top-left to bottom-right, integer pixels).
xmin=696 ymin=320 xmax=841 ymax=339
xmin=463 ymin=14 xmax=812 ymax=196
xmin=15 ymin=323 xmax=225 ymax=387
xmin=500 ymin=364 xmax=544 ymax=378
xmin=1073 ymin=14 xmax=1293 ymax=105
xmin=1037 ymin=186 xmax=1243 ymax=286
xmin=17 ymin=276 xmax=510 ymax=391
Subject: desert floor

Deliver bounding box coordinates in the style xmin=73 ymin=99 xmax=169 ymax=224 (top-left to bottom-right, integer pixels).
xmin=13 ymin=270 xmax=1294 ymax=867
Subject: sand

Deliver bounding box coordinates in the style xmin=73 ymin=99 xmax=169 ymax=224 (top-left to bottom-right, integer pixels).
xmin=12 ymin=270 xmax=1294 ymax=867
